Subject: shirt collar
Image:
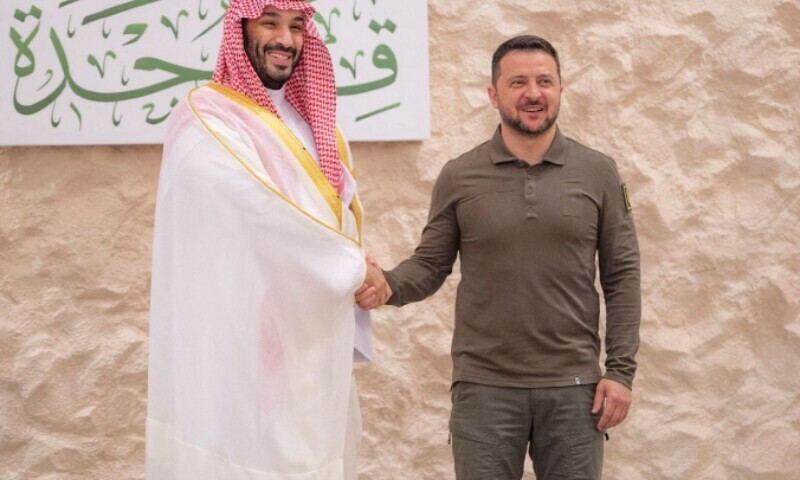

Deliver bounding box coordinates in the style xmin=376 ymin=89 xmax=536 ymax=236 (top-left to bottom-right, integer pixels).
xmin=488 ymin=125 xmax=567 ymax=166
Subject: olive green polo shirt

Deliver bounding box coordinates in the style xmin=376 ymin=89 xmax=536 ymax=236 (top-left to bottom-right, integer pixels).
xmin=384 ymin=126 xmax=641 ymax=389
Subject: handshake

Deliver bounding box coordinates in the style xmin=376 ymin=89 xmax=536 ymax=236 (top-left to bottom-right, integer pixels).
xmin=354 ymin=255 xmax=392 ymax=310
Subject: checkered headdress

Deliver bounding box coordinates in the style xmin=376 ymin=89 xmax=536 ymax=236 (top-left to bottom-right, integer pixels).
xmin=213 ymin=0 xmax=343 ymax=194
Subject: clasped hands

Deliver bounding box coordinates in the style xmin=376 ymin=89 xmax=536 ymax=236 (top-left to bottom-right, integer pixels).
xmin=355 ymin=255 xmax=392 ymax=310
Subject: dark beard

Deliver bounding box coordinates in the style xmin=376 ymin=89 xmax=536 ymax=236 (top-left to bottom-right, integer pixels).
xmin=243 ymin=36 xmax=300 ymax=90
xmin=253 ymin=61 xmax=288 ymax=90
xmin=500 ymin=104 xmax=559 ymax=138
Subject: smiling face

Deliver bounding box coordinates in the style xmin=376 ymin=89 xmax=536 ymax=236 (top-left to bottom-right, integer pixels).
xmin=243 ymin=6 xmax=305 ymax=90
xmin=488 ymin=49 xmax=563 ymax=138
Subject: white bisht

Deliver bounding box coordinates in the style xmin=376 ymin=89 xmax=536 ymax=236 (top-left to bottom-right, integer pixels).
xmin=147 ymin=83 xmax=365 ymax=479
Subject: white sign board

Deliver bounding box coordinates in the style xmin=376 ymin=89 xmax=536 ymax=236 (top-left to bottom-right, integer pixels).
xmin=0 ymin=0 xmax=429 ymax=145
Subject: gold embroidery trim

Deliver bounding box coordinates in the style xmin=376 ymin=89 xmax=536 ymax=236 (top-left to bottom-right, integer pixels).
xmin=207 ymin=82 xmax=343 ymax=228
xmin=186 ymin=84 xmax=361 ymax=248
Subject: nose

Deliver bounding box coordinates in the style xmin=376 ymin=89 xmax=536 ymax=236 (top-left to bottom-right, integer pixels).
xmin=523 ymin=83 xmax=542 ymax=101
xmin=273 ymin=26 xmax=293 ymax=48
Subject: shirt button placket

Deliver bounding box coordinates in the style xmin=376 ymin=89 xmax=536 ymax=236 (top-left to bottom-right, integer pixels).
xmin=524 ymin=165 xmax=538 ymax=219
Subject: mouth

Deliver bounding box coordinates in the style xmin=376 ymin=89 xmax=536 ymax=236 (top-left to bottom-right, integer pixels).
xmin=265 ymin=47 xmax=295 ymax=68
xmin=520 ymin=103 xmax=545 ymax=114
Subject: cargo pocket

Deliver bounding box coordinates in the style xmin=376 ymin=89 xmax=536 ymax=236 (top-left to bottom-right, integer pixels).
xmin=449 ymin=382 xmax=504 ymax=479
xmin=449 ymin=422 xmax=503 ymax=480
xmin=561 ymin=182 xmax=583 ymax=217
xmin=564 ymin=385 xmax=604 ymax=478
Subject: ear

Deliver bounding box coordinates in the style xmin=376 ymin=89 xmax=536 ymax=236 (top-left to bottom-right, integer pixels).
xmin=487 ymin=85 xmax=499 ymax=109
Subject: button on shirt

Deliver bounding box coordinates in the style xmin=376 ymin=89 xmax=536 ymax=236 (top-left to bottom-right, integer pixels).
xmin=384 ymin=127 xmax=641 ymax=389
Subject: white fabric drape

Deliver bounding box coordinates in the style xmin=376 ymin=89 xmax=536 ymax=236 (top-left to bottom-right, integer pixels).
xmin=147 ymin=85 xmax=365 ymax=479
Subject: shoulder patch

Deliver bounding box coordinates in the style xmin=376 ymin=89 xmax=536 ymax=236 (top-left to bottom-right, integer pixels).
xmin=621 ymin=184 xmax=632 ymax=212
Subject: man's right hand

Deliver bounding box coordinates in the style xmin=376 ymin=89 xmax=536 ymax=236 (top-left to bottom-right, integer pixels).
xmin=355 ymin=255 xmax=392 ymax=310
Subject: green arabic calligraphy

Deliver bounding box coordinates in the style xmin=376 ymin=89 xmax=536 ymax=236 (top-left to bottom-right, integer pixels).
xmin=337 ymin=44 xmax=396 ymax=96
xmin=198 ymin=0 xmax=209 ymax=20
xmin=82 ymin=0 xmax=162 ymax=25
xmin=13 ymin=28 xmax=212 ymax=116
xmin=327 ymin=0 xmax=403 ymax=122
xmin=66 ymin=15 xmax=76 ymax=37
xmin=355 ymin=101 xmax=400 ymax=122
xmin=161 ymin=10 xmax=189 ymax=39
xmin=369 ymin=18 xmax=396 ymax=34
xmin=122 ymin=23 xmax=148 ymax=45
xmin=70 ymin=102 xmax=82 ymax=130
xmin=10 ymin=22 xmax=39 ymax=77
xmin=38 ymin=69 xmax=54 ymax=90
xmin=87 ymin=51 xmax=117 ymax=78
xmin=191 ymin=1 xmax=227 ymax=42
xmin=9 ymin=0 xmax=411 ymax=131
xmin=143 ymin=97 xmax=178 ymax=124
xmin=50 ymin=103 xmax=61 ymax=127
xmin=14 ymin=6 xmax=42 ymax=22
xmin=339 ymin=50 xmax=364 ymax=78
xmin=113 ymin=102 xmax=123 ymax=126
xmin=314 ymin=8 xmax=341 ymax=44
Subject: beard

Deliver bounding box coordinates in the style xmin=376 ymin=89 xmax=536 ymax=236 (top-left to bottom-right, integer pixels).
xmin=244 ymin=36 xmax=301 ymax=90
xmin=499 ymin=100 xmax=559 ymax=138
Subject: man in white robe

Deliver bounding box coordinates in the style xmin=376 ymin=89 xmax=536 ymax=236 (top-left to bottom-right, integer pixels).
xmin=146 ymin=1 xmax=369 ymax=478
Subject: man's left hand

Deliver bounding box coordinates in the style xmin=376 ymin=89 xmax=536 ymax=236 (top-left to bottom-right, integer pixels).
xmin=592 ymin=378 xmax=632 ymax=431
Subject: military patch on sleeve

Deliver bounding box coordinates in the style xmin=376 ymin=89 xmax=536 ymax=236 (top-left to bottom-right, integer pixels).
xmin=621 ymin=184 xmax=632 ymax=212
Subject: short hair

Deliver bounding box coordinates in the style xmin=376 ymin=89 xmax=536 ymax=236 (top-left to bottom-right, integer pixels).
xmin=491 ymin=35 xmax=561 ymax=85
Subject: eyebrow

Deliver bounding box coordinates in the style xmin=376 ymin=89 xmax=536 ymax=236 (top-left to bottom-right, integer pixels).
xmin=261 ymin=12 xmax=304 ymax=22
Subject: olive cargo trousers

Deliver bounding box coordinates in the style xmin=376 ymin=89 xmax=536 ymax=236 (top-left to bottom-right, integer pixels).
xmin=450 ymin=382 xmax=604 ymax=479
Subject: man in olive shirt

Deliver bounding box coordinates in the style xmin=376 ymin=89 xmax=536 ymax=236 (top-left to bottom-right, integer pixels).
xmin=356 ymin=35 xmax=640 ymax=479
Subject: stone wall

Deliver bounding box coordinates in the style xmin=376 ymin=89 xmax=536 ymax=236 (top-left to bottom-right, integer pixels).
xmin=1 ymin=1 xmax=798 ymax=478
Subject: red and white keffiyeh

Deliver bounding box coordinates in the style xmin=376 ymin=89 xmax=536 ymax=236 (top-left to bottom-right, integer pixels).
xmin=213 ymin=0 xmax=344 ymax=194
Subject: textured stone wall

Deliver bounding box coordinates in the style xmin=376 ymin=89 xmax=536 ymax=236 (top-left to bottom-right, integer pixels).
xmin=2 ymin=1 xmax=799 ymax=479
